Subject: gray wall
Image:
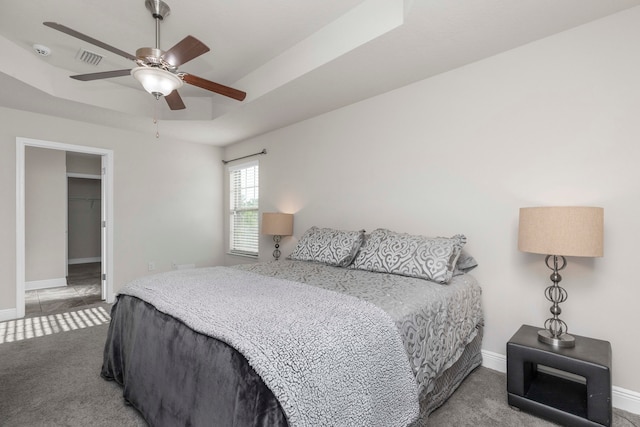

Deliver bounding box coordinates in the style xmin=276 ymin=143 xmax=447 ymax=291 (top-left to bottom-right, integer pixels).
xmin=0 ymin=108 xmax=225 ymax=314
xmin=67 ymin=152 xmax=101 ymax=175
xmin=25 ymin=147 xmax=66 ymax=284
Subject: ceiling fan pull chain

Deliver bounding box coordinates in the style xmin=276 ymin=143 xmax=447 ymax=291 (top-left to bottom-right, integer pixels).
xmin=153 ymin=99 xmax=160 ymax=139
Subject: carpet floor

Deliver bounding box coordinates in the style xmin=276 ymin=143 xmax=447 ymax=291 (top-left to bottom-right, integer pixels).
xmin=1 ymin=303 xmax=638 ymax=426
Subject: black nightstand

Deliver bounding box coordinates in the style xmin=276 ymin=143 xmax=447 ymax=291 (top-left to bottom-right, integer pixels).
xmin=507 ymin=325 xmax=612 ymax=427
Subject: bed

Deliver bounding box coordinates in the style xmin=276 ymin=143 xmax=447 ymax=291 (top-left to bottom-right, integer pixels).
xmin=102 ymin=227 xmax=484 ymax=426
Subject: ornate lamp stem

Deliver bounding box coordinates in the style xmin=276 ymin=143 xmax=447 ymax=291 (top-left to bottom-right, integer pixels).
xmin=272 ymin=235 xmax=282 ymax=260
xmin=538 ymin=255 xmax=575 ymax=348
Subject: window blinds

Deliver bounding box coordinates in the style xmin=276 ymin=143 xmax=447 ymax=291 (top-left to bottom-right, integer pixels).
xmin=229 ymin=161 xmax=259 ymax=256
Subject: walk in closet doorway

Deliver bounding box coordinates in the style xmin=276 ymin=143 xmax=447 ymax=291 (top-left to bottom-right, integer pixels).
xmin=16 ymin=137 xmax=114 ymax=319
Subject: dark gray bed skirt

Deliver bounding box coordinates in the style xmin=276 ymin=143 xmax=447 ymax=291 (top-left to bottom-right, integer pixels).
xmin=102 ymin=295 xmax=483 ymax=427
xmin=102 ymin=296 xmax=288 ymax=427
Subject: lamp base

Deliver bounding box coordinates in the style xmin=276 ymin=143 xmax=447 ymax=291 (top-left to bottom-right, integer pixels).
xmin=272 ymin=235 xmax=282 ymax=261
xmin=538 ymin=329 xmax=575 ymax=348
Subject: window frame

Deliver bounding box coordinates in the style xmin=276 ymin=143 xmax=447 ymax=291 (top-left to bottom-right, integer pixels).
xmin=227 ymin=160 xmax=259 ymax=258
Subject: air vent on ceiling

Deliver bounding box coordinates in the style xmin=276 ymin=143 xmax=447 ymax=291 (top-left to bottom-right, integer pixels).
xmin=75 ymin=48 xmax=103 ymax=66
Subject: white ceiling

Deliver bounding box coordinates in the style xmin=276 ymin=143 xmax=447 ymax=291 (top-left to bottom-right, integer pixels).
xmin=1 ymin=0 xmax=638 ymax=146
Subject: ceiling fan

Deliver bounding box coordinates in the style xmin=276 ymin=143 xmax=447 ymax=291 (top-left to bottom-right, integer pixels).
xmin=43 ymin=0 xmax=246 ymax=110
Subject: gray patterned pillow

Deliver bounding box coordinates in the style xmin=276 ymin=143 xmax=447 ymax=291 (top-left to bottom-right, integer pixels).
xmin=288 ymin=227 xmax=365 ymax=267
xmin=351 ymin=229 xmax=467 ymax=284
xmin=453 ymin=250 xmax=478 ymax=276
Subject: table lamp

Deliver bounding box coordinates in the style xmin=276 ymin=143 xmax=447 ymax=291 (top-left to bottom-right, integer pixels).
xmin=261 ymin=212 xmax=294 ymax=260
xmin=518 ymin=206 xmax=603 ymax=348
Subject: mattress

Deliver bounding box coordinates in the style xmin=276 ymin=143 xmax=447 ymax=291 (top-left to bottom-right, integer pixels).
xmin=102 ymin=260 xmax=483 ymax=426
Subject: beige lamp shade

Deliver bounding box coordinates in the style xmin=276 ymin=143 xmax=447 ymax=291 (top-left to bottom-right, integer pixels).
xmin=518 ymin=206 xmax=603 ymax=257
xmin=261 ymin=212 xmax=294 ymax=236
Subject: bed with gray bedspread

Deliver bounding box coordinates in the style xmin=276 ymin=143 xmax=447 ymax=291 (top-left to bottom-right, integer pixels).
xmin=102 ymin=228 xmax=484 ymax=426
xmin=101 ymin=227 xmax=482 ymax=427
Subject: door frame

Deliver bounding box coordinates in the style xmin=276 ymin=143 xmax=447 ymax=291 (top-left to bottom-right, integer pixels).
xmin=16 ymin=137 xmax=114 ymax=318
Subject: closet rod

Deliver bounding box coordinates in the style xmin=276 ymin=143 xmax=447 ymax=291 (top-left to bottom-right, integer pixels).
xmin=222 ymin=149 xmax=267 ymax=164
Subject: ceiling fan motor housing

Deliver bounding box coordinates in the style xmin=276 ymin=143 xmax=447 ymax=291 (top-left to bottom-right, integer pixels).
xmin=136 ymin=47 xmax=166 ymax=66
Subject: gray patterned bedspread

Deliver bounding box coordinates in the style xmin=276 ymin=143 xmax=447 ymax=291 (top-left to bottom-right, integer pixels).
xmin=232 ymin=260 xmax=483 ymax=398
xmin=118 ymin=266 xmax=419 ymax=427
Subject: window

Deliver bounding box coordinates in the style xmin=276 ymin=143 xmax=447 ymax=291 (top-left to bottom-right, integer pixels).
xmin=229 ymin=161 xmax=259 ymax=256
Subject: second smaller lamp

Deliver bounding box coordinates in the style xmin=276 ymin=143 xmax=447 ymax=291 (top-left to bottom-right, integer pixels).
xmin=261 ymin=212 xmax=294 ymax=260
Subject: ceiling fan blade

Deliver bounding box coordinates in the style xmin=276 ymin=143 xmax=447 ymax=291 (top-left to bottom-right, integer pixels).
xmin=182 ymin=74 xmax=246 ymax=101
xmin=162 ymin=36 xmax=210 ymax=67
xmin=43 ymin=22 xmax=136 ymax=61
xmin=165 ymin=90 xmax=186 ymax=110
xmin=70 ymin=69 xmax=133 ymax=81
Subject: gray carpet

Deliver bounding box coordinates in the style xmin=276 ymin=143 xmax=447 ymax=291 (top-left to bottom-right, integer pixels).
xmin=1 ymin=303 xmax=639 ymax=427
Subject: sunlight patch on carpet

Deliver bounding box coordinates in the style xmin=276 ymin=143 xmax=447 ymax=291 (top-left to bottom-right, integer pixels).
xmin=0 ymin=306 xmax=110 ymax=344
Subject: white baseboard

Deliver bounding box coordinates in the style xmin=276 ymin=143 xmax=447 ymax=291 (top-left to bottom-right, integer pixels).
xmin=68 ymin=257 xmax=101 ymax=265
xmin=25 ymin=277 xmax=67 ymax=291
xmin=0 ymin=308 xmax=18 ymax=322
xmin=613 ymin=386 xmax=640 ymax=414
xmin=481 ymin=349 xmax=506 ymax=373
xmin=481 ymin=349 xmax=640 ymax=415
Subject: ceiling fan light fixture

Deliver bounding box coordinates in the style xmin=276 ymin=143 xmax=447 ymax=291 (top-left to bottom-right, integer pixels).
xmin=131 ymin=66 xmax=183 ymax=96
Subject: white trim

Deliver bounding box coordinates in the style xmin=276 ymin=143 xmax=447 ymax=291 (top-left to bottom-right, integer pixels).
xmin=25 ymin=277 xmax=67 ymax=291
xmin=227 ymin=251 xmax=259 ymax=259
xmin=481 ymin=349 xmax=506 ymax=373
xmin=481 ymin=349 xmax=640 ymax=414
xmin=16 ymin=137 xmax=115 ymax=321
xmin=68 ymin=257 xmax=101 ymax=265
xmin=67 ymin=173 xmax=101 ymax=180
xmin=613 ymin=386 xmax=640 ymax=415
xmin=102 ymin=153 xmax=115 ymax=303
xmin=0 ymin=308 xmax=18 ymax=322
xmin=65 ymin=168 xmax=68 ymax=278
xmin=16 ymin=140 xmax=25 ymax=318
